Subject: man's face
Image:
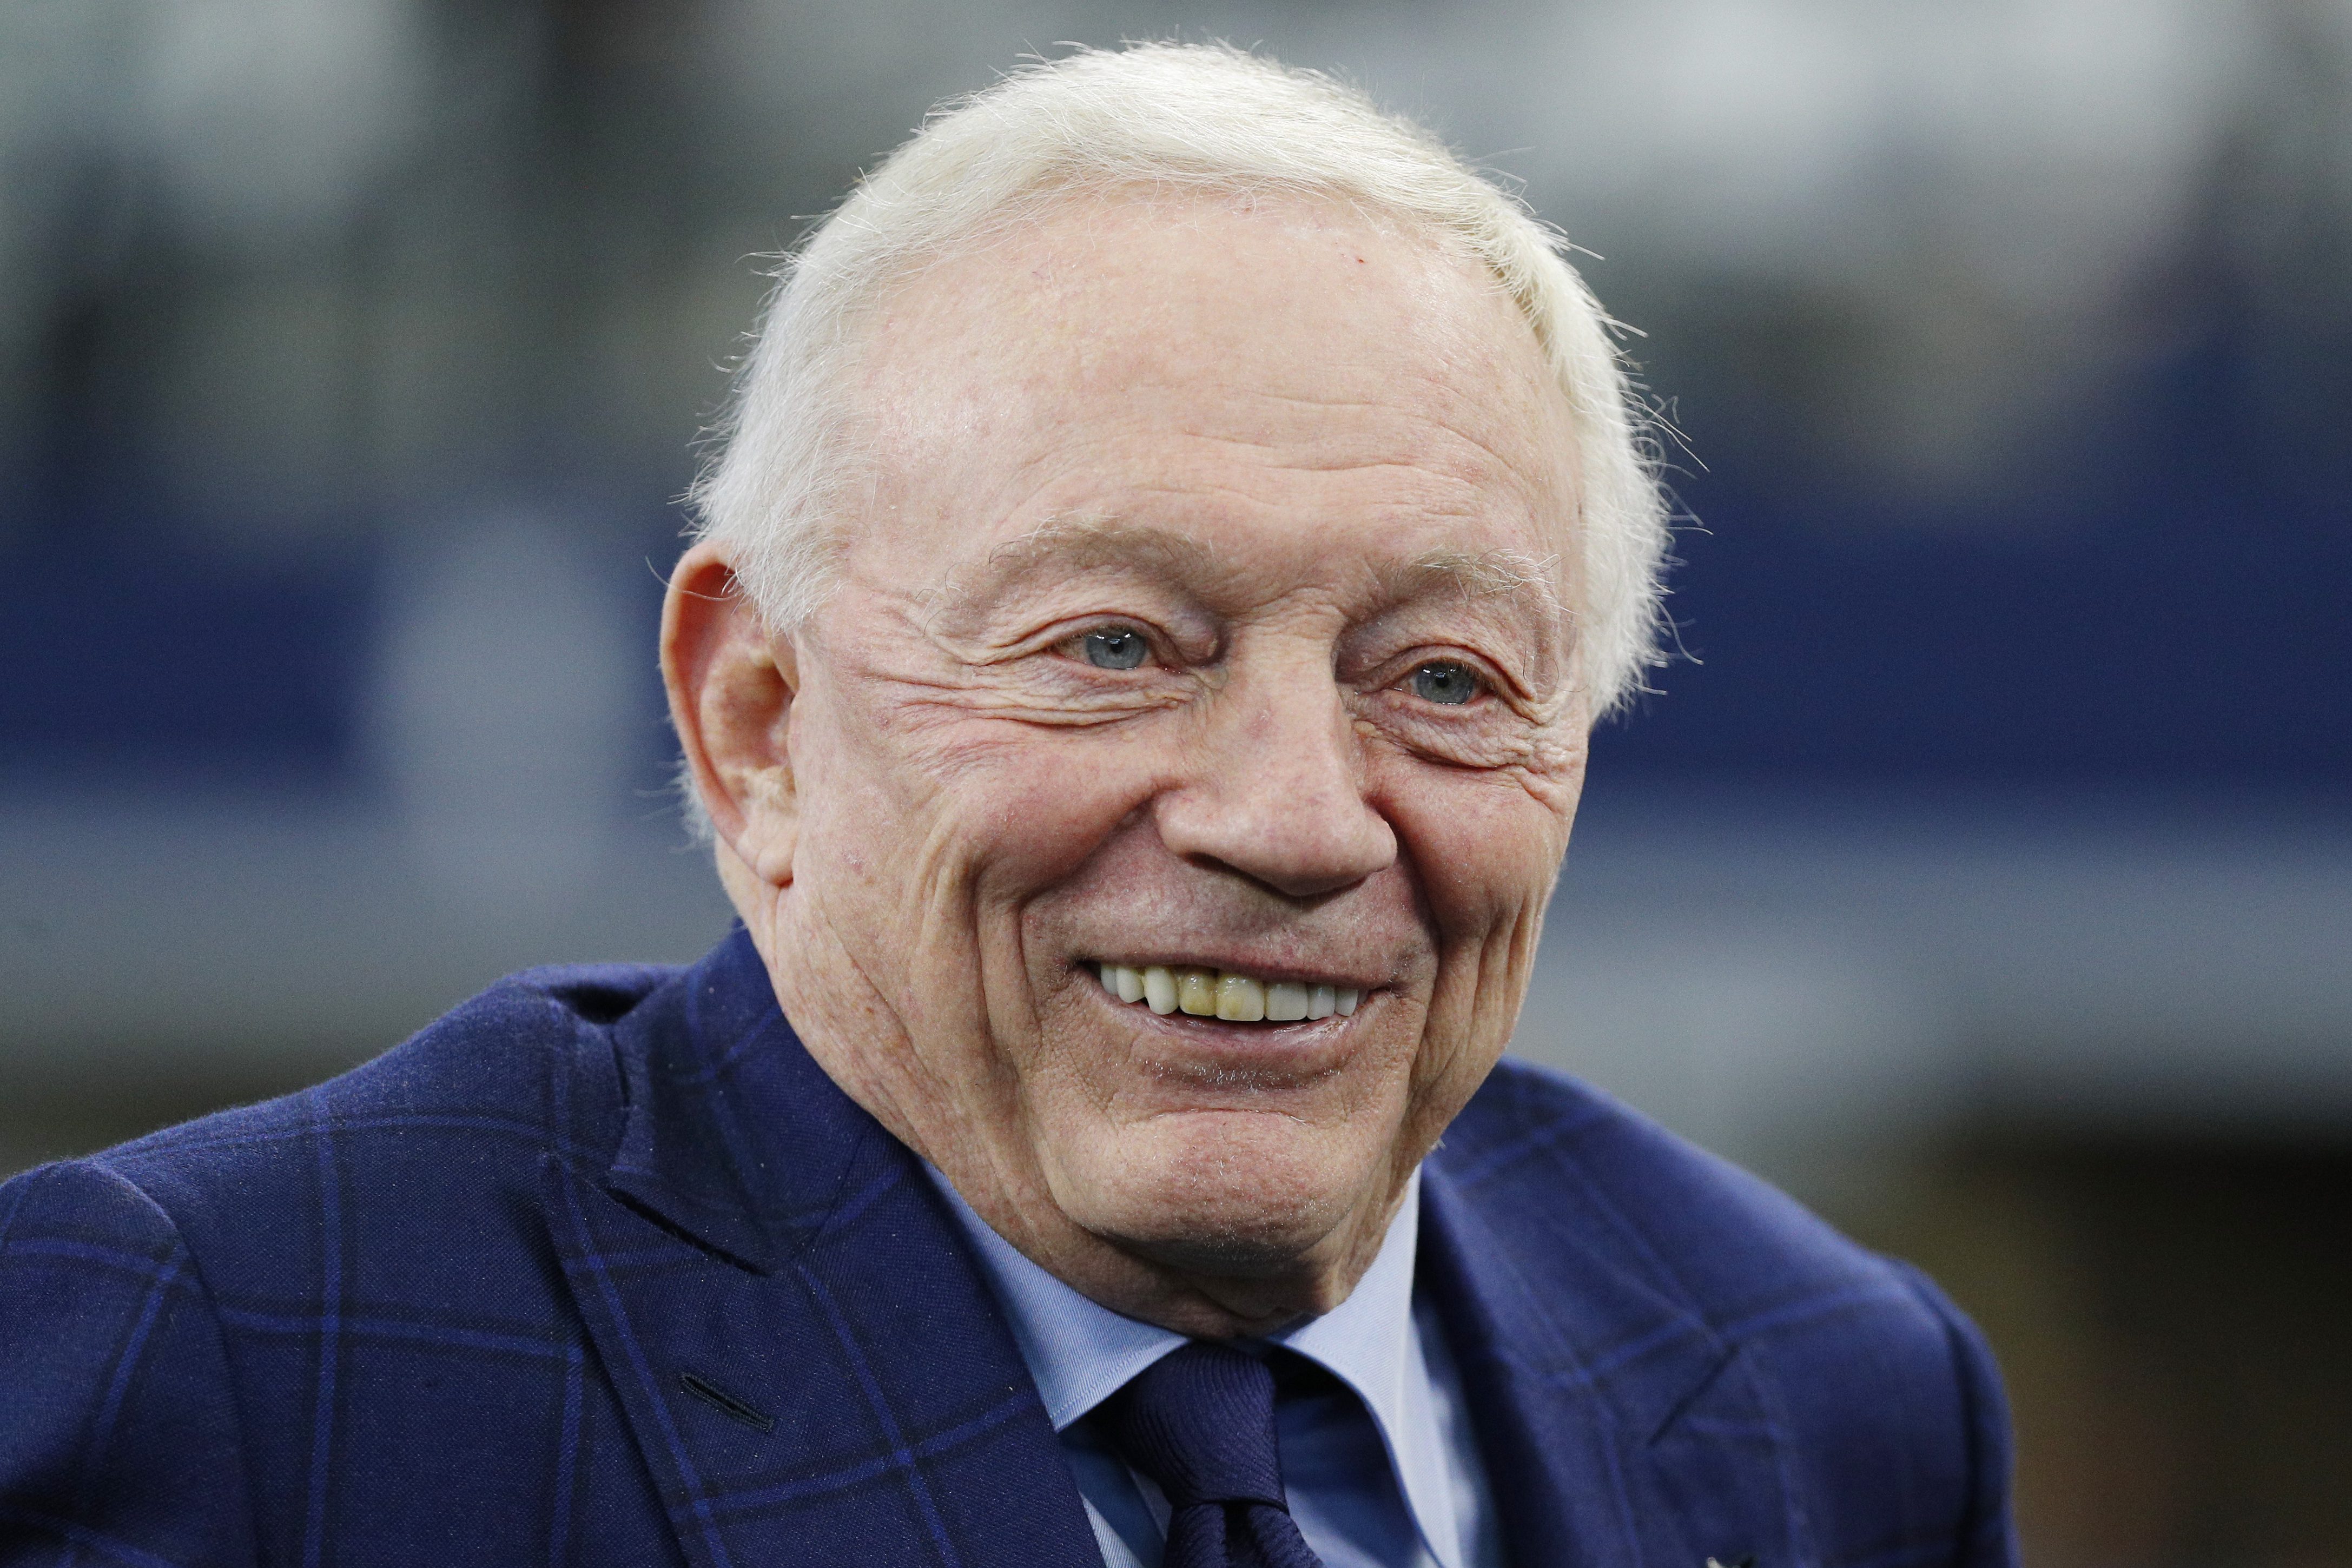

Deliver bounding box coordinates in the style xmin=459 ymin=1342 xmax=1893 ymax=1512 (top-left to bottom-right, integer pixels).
xmin=732 ymin=192 xmax=1587 ymax=1326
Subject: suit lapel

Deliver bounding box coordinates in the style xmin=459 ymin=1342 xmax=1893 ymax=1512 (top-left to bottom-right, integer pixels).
xmin=543 ymin=929 xmax=1104 ymax=1568
xmin=1421 ymin=1118 xmax=1812 ymax=1568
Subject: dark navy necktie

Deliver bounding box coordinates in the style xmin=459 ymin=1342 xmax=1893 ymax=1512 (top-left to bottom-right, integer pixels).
xmin=1097 ymin=1340 xmax=1326 ymax=1568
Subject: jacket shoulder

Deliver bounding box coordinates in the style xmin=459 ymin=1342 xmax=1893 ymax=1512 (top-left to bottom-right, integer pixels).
xmin=1444 ymin=1057 xmax=1900 ymax=1305
xmin=0 ymin=1160 xmax=262 ymax=1563
xmin=0 ymin=960 xmax=691 ymax=1565
xmin=1439 ymin=1057 xmax=2016 ymax=1564
xmin=38 ymin=960 xmax=679 ymax=1278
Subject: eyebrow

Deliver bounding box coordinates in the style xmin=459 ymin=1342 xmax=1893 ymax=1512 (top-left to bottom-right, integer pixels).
xmin=989 ymin=514 xmax=1221 ymax=583
xmin=927 ymin=512 xmax=1573 ymax=645
xmin=1376 ymin=547 xmax=1569 ymax=627
xmin=921 ymin=514 xmax=1219 ymax=630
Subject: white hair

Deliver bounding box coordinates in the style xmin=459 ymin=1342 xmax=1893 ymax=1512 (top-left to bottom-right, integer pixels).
xmin=690 ymin=41 xmax=1671 ymax=720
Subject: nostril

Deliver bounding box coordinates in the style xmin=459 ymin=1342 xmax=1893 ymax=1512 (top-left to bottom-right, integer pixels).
xmin=1152 ymin=759 xmax=1396 ymax=901
xmin=1169 ymin=831 xmax=1397 ymax=902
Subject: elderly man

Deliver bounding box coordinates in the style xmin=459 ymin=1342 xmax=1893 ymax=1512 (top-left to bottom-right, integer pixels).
xmin=1 ymin=44 xmax=2013 ymax=1568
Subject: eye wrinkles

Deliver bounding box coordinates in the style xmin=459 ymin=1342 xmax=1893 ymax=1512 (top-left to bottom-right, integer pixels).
xmin=1045 ymin=623 xmax=1505 ymax=720
xmin=927 ymin=514 xmax=1570 ymax=674
xmin=932 ymin=512 xmax=1564 ymax=623
xmin=877 ymin=511 xmax=1583 ymax=772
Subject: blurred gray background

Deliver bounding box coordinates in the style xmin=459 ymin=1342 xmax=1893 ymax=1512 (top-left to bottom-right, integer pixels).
xmin=4 ymin=2 xmax=2350 ymax=1561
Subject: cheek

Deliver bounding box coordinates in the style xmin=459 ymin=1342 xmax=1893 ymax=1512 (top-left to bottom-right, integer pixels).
xmin=813 ymin=671 xmax=1164 ymax=901
xmin=1376 ymin=763 xmax=1570 ymax=944
xmin=959 ymin=744 xmax=1157 ymax=894
xmin=1376 ymin=762 xmax=1571 ymax=1113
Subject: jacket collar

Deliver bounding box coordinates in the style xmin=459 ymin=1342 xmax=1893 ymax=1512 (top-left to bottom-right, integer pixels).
xmin=596 ymin=923 xmax=875 ymax=1274
xmin=541 ymin=925 xmax=1105 ymax=1568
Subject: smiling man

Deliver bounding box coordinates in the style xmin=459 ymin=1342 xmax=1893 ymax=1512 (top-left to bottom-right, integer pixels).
xmin=1 ymin=44 xmax=2015 ymax=1568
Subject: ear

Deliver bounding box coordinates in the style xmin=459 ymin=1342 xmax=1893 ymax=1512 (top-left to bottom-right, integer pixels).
xmin=661 ymin=541 xmax=800 ymax=886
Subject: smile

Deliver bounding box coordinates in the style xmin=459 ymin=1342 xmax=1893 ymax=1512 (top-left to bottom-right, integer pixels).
xmin=1091 ymin=962 xmax=1363 ymax=1022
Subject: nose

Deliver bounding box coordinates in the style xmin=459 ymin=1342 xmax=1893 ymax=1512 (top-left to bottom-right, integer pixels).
xmin=1150 ymin=657 xmax=1397 ymax=900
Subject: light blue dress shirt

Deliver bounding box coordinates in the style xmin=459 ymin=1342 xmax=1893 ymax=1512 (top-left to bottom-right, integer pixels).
xmin=924 ymin=1166 xmax=1502 ymax=1568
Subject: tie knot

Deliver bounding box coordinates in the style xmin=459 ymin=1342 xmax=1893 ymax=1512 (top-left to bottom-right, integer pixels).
xmin=1099 ymin=1341 xmax=1287 ymax=1510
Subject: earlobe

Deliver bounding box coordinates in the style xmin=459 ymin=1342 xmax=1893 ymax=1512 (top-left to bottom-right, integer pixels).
xmin=660 ymin=543 xmax=801 ymax=886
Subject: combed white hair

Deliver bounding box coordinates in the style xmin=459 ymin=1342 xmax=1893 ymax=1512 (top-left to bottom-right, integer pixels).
xmin=690 ymin=41 xmax=1670 ymax=716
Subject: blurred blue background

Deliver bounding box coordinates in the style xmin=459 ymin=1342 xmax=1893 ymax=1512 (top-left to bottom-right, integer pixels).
xmin=3 ymin=2 xmax=2349 ymax=1559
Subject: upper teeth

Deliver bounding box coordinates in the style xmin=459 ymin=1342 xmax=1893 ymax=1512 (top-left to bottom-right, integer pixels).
xmin=1094 ymin=963 xmax=1360 ymax=1022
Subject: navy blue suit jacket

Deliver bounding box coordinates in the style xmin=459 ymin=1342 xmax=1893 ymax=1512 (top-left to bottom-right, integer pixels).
xmin=1 ymin=928 xmax=2015 ymax=1567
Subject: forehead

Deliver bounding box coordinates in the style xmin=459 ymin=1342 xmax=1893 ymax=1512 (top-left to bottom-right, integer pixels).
xmin=845 ymin=188 xmax=1578 ymax=592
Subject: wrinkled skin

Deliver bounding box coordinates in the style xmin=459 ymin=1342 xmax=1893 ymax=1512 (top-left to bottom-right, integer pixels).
xmin=663 ymin=191 xmax=1590 ymax=1337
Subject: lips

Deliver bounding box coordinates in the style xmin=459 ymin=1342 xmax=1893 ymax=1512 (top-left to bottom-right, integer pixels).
xmin=1092 ymin=962 xmax=1362 ymax=1022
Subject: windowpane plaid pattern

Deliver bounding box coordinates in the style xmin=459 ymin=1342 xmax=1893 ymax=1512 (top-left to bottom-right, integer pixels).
xmin=2 ymin=927 xmax=2014 ymax=1567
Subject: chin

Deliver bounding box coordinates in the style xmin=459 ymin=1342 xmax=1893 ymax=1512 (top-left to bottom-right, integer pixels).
xmin=1048 ymin=1108 xmax=1387 ymax=1279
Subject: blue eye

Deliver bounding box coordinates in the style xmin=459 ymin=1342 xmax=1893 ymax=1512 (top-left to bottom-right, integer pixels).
xmin=1409 ymin=661 xmax=1479 ymax=705
xmin=1079 ymin=628 xmax=1149 ymax=670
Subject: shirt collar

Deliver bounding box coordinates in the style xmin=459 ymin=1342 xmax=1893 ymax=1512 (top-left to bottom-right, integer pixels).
xmin=923 ymin=1164 xmax=1463 ymax=1568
